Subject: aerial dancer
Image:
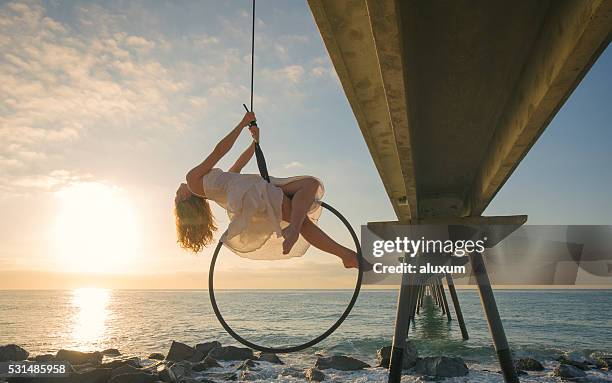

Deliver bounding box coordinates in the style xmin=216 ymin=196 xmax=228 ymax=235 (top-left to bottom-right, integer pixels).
xmin=174 ymin=110 xmax=359 ymax=268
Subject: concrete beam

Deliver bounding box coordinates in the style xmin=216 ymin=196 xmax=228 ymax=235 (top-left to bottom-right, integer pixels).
xmin=308 ymin=0 xmax=417 ymax=222
xmin=468 ymin=0 xmax=612 ymax=215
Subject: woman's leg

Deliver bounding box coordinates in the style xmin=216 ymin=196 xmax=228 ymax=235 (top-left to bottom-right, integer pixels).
xmin=281 ymin=194 xmax=358 ymax=268
xmin=279 ymin=178 xmax=321 ymax=254
xmin=301 ymin=219 xmax=359 ymax=268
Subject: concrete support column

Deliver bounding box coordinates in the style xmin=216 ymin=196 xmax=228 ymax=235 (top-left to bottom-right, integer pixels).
xmin=470 ymin=252 xmax=519 ymax=383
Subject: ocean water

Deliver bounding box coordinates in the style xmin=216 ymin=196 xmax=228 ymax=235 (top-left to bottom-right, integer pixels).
xmin=1 ymin=289 xmax=611 ymax=382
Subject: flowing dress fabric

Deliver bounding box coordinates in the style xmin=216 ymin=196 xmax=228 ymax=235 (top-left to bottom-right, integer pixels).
xmin=202 ymin=168 xmax=324 ymax=260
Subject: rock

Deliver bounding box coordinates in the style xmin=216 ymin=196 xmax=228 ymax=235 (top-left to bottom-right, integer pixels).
xmin=156 ymin=364 xmax=172 ymax=382
xmin=236 ymin=359 xmax=256 ymax=370
xmin=30 ymin=354 xmax=55 ymax=362
xmin=377 ymin=342 xmax=419 ymax=369
xmin=565 ymin=351 xmax=597 ymax=366
xmin=55 ymin=350 xmax=103 ymax=365
xmin=514 ymin=357 xmax=544 ymax=371
xmin=239 ymin=369 xmax=261 ymax=381
xmin=111 ymin=364 xmax=141 ymax=377
xmin=559 ymin=357 xmax=591 ymax=371
xmin=0 ymin=344 xmax=29 ymax=362
xmin=590 ymin=351 xmax=612 ymax=369
xmin=157 ymin=360 xmax=195 ymax=382
xmin=256 ymin=352 xmax=284 ymax=365
xmin=69 ymin=367 xmax=112 ymax=383
xmin=554 ymin=364 xmax=587 ymax=379
xmin=148 ymin=353 xmax=165 ymax=360
xmin=304 ymin=367 xmax=325 ymax=382
xmin=315 ymin=355 xmax=370 ymax=371
xmin=280 ymin=367 xmax=304 ymax=379
xmin=208 ymin=346 xmax=254 ymax=361
xmin=100 ymin=358 xmax=141 ymax=369
xmin=192 ymin=356 xmax=222 ymax=371
xmin=109 ymin=372 xmax=157 ymax=383
xmin=101 ymin=348 xmax=121 ymax=356
xmin=194 ymin=341 xmax=221 ymax=356
xmin=200 ymin=371 xmax=237 ymax=381
xmin=165 ymin=341 xmax=204 ymax=362
xmin=415 ymin=356 xmax=469 ymax=378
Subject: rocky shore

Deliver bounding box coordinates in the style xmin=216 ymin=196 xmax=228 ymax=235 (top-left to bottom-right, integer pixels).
xmin=0 ymin=342 xmax=610 ymax=382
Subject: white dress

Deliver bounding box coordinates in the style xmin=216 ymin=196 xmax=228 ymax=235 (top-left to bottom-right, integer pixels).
xmin=202 ymin=168 xmax=325 ymax=260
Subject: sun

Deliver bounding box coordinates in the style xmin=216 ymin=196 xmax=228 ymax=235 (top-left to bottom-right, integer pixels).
xmin=52 ymin=182 xmax=141 ymax=273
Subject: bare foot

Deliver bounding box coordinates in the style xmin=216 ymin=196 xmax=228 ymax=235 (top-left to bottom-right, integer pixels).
xmin=341 ymin=252 xmax=373 ymax=270
xmin=341 ymin=252 xmax=359 ymax=269
xmin=282 ymin=226 xmax=300 ymax=255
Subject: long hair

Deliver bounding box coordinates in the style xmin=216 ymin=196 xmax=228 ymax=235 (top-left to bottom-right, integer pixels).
xmin=175 ymin=195 xmax=216 ymax=252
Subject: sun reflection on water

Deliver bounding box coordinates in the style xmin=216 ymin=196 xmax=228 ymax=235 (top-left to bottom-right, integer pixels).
xmin=71 ymin=288 xmax=110 ymax=349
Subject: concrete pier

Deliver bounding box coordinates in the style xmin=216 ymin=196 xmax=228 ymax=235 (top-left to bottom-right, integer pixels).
xmin=308 ymin=1 xmax=611 ymax=382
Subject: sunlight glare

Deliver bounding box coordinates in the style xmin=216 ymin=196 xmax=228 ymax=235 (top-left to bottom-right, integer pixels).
xmin=52 ymin=182 xmax=141 ymax=273
xmin=71 ymin=288 xmax=110 ymax=348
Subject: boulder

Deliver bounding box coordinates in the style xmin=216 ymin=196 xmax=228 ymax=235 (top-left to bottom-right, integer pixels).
xmin=165 ymin=341 xmax=204 ymax=362
xmin=514 ymin=357 xmax=544 ymax=371
xmin=31 ymin=354 xmax=55 ymax=362
xmin=0 ymin=344 xmax=29 ymax=362
xmin=377 ymin=342 xmax=418 ymax=369
xmin=236 ymin=359 xmax=256 ymax=370
xmin=554 ymin=364 xmax=587 ymax=379
xmin=280 ymin=367 xmax=304 ymax=379
xmin=565 ymin=351 xmax=597 ymax=366
xmin=110 ymin=364 xmax=141 ymax=377
xmin=200 ymin=371 xmax=237 ymax=381
xmin=70 ymin=367 xmax=112 ymax=383
xmin=194 ymin=341 xmax=221 ymax=356
xmin=55 ymin=350 xmax=103 ymax=365
xmin=559 ymin=357 xmax=590 ymax=371
xmin=590 ymin=351 xmax=612 ymax=369
xmin=239 ymin=369 xmax=257 ymax=381
xmin=100 ymin=358 xmax=140 ymax=369
xmin=194 ymin=356 xmax=222 ymax=371
xmin=157 ymin=360 xmax=195 ymax=382
xmin=415 ymin=356 xmax=469 ymax=378
xmin=148 ymin=353 xmax=165 ymax=360
xmin=208 ymin=346 xmax=254 ymax=361
xmin=109 ymin=372 xmax=157 ymax=383
xmin=304 ymin=367 xmax=325 ymax=382
xmin=314 ymin=355 xmax=370 ymax=371
xmin=101 ymin=348 xmax=121 ymax=356
xmin=256 ymin=352 xmax=284 ymax=364
xmin=156 ymin=363 xmax=173 ymax=382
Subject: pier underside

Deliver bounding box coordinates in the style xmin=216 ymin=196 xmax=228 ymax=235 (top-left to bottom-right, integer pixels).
xmin=308 ymin=0 xmax=611 ymax=221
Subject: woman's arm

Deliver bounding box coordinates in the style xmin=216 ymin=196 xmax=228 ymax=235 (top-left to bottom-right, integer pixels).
xmin=228 ymin=142 xmax=255 ymax=173
xmin=228 ymin=126 xmax=259 ymax=173
xmin=186 ymin=111 xmax=255 ymax=194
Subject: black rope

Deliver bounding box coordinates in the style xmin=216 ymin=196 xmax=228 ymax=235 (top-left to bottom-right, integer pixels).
xmin=250 ymin=0 xmax=255 ymax=112
xmin=207 ymin=0 xmax=364 ymax=354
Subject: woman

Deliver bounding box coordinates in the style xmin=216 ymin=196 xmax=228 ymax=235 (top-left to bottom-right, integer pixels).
xmin=174 ymin=111 xmax=359 ymax=268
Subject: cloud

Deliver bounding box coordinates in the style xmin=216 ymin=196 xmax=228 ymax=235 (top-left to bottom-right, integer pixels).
xmin=0 ymin=1 xmax=217 ymax=191
xmin=192 ymin=34 xmax=219 ymax=46
xmin=284 ymin=161 xmax=304 ymax=169
xmin=279 ymin=35 xmax=309 ymax=44
xmin=0 ymin=169 xmax=93 ymax=197
xmin=124 ymin=35 xmax=155 ymax=50
xmin=311 ymin=66 xmax=330 ymax=78
xmin=262 ymin=65 xmax=305 ymax=84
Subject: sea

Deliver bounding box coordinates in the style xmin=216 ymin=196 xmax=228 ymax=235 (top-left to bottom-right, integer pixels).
xmin=1 ymin=289 xmax=611 ymax=382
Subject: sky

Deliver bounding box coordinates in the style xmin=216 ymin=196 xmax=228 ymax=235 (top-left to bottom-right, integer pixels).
xmin=0 ymin=0 xmax=610 ymax=289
